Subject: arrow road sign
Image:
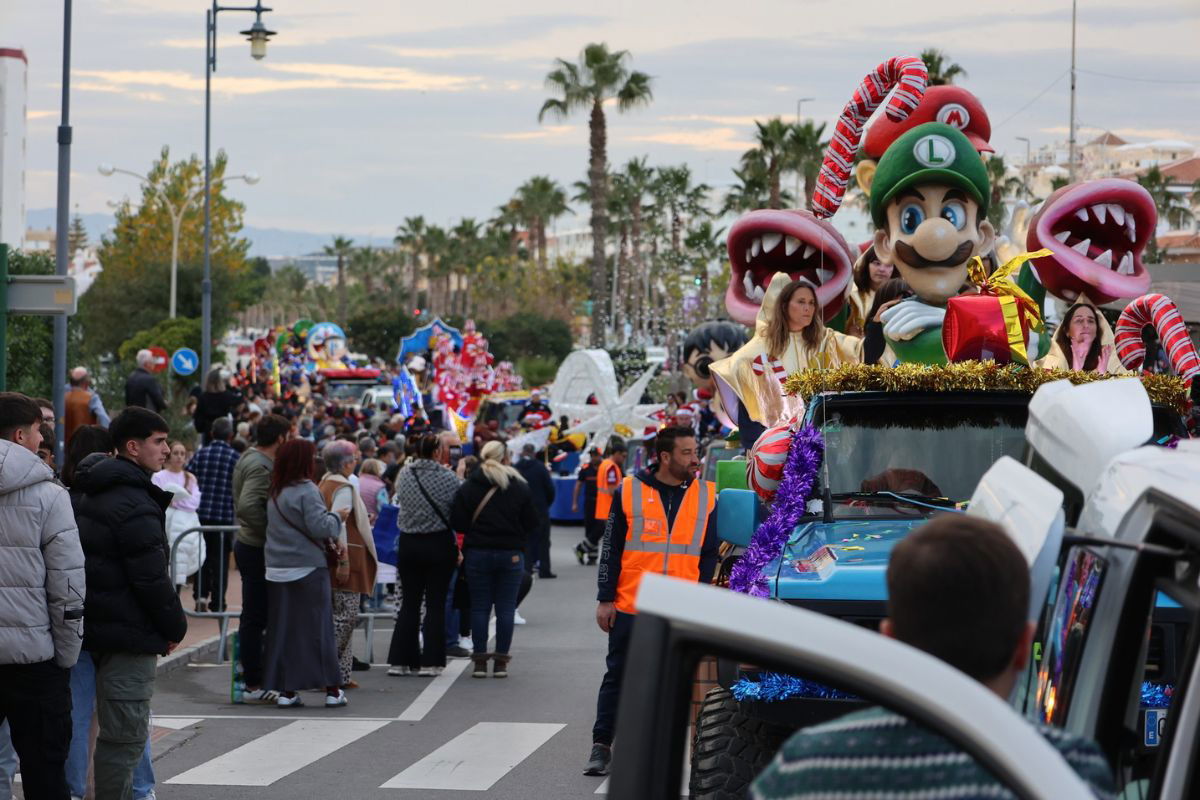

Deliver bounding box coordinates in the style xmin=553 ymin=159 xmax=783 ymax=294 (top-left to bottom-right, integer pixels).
xmin=6 ymin=275 xmax=77 ymax=315
xmin=171 ymin=347 xmax=199 ymax=377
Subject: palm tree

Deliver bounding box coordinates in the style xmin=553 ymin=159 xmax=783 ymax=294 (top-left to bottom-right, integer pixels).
xmin=984 ymin=155 xmax=1025 ymax=231
xmin=723 ymin=161 xmax=773 ymax=214
xmin=394 ymin=216 xmax=427 ymax=309
xmin=653 ymin=165 xmax=710 ymax=254
xmin=684 ymin=220 xmax=725 ymax=318
xmin=490 ymin=201 xmax=525 ymax=260
xmin=539 ymin=43 xmax=654 ymax=345
xmin=322 ymin=235 xmax=354 ymax=322
xmin=1139 ymin=166 xmax=1195 ymax=259
xmin=423 ymin=224 xmax=449 ymax=314
xmin=617 ymin=157 xmax=655 ymax=336
xmin=921 ymin=48 xmax=968 ymax=86
xmin=449 ymin=218 xmax=482 ymax=316
xmin=786 ymin=120 xmax=828 ymax=211
xmin=517 ymin=176 xmax=572 ymax=270
xmin=348 ymin=246 xmax=381 ymax=298
xmin=744 ymin=118 xmax=792 ymax=208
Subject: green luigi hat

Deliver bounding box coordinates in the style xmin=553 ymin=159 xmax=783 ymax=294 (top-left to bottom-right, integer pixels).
xmin=869 ymin=122 xmax=990 ymax=227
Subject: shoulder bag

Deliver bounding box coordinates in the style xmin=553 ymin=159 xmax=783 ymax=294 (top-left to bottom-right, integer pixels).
xmin=272 ymin=495 xmax=339 ymax=571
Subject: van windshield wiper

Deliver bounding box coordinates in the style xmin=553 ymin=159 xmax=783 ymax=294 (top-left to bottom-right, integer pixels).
xmin=829 ymin=491 xmax=962 ymax=512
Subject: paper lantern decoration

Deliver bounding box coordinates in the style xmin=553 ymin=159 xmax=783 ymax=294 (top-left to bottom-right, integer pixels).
xmin=748 ymin=423 xmax=794 ymax=502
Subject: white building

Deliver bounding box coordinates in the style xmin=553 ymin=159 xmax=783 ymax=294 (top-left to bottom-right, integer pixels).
xmin=0 ymin=48 xmax=27 ymax=250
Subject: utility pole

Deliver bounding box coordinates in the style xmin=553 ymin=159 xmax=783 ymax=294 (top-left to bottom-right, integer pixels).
xmin=1067 ymin=0 xmax=1078 ymax=182
xmin=53 ymin=0 xmax=73 ymax=466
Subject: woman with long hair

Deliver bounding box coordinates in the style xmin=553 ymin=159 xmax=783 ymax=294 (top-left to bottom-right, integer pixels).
xmin=844 ymin=248 xmax=898 ymax=337
xmin=318 ymin=440 xmax=378 ymax=690
xmin=386 ymin=432 xmax=461 ymax=677
xmin=450 ymin=440 xmax=539 ymax=679
xmin=1039 ymin=303 xmax=1127 ymax=373
xmin=152 ymin=440 xmax=206 ymax=589
xmin=763 ymin=279 xmax=864 ymax=370
xmin=263 ymin=438 xmax=349 ymax=707
xmin=193 ymin=367 xmax=244 ymax=443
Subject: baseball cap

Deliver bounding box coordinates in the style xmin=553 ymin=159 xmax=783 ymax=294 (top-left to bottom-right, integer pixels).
xmin=863 ymin=85 xmax=993 ymax=159
xmin=869 ymin=122 xmax=990 ymax=228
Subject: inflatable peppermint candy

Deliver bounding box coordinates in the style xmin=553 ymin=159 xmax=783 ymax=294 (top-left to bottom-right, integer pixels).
xmin=1115 ymin=293 xmax=1200 ymax=379
xmin=748 ymin=422 xmax=794 ymax=503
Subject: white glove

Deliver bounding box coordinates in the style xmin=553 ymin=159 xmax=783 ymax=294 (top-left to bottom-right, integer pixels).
xmin=881 ymin=299 xmax=946 ymax=341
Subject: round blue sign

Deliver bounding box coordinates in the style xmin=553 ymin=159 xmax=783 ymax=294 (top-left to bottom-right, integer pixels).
xmin=171 ymin=347 xmax=199 ymax=376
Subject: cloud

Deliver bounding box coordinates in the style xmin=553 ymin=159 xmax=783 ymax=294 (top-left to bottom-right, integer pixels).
xmin=480 ymin=125 xmax=577 ymax=141
xmin=624 ymin=127 xmax=752 ymax=152
xmin=1039 ymin=125 xmax=1198 ymax=144
xmin=27 ymin=110 xmax=58 ymax=119
xmin=659 ymin=114 xmax=771 ymax=126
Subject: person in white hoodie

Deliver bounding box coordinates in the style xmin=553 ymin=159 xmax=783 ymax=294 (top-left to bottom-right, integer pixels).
xmin=0 ymin=392 xmax=86 ymax=799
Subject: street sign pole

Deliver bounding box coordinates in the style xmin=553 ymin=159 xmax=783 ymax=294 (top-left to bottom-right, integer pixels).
xmin=0 ymin=244 xmax=8 ymax=392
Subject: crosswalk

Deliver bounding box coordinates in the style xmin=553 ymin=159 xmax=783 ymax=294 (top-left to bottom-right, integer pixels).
xmin=149 ymin=715 xmax=688 ymax=795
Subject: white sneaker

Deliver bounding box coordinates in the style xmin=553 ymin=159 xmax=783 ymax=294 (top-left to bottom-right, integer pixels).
xmin=417 ymin=666 xmax=443 ymax=677
xmin=325 ymin=690 xmax=348 ymax=707
xmin=459 ymin=635 xmax=473 ymax=649
xmin=513 ymin=610 xmax=527 ymax=625
xmin=276 ymin=693 xmax=304 ymax=708
xmin=387 ymin=665 xmax=413 ymax=676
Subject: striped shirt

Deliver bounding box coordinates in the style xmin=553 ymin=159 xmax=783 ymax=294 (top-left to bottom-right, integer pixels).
xmin=751 ymin=706 xmax=1116 ymax=800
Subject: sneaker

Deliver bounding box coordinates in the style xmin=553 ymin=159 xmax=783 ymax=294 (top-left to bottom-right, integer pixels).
xmin=352 ymin=656 xmax=371 ymax=672
xmin=276 ymin=693 xmax=304 ymax=708
xmin=539 ymin=571 xmax=557 ymax=579
xmin=458 ymin=635 xmax=474 ymax=650
xmin=239 ymin=688 xmax=280 ymax=705
xmin=513 ymin=610 xmax=527 ymax=625
xmin=342 ymin=679 xmax=359 ymax=690
xmin=472 ymin=655 xmax=490 ymax=678
xmin=446 ymin=645 xmax=471 ymax=659
xmin=587 ymin=556 xmax=598 ymax=566
xmin=574 ymin=542 xmax=588 ymax=565
xmin=387 ymin=666 xmax=413 ymax=676
xmin=325 ymin=690 xmax=348 ymax=707
xmin=583 ymin=743 xmax=612 ymax=776
xmin=417 ymin=666 xmax=443 ymax=677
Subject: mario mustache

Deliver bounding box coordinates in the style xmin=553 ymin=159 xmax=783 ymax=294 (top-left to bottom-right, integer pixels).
xmin=894 ymin=240 xmax=975 ymax=269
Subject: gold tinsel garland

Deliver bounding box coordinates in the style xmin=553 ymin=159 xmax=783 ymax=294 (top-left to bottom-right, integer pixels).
xmin=782 ymin=362 xmax=1191 ymax=416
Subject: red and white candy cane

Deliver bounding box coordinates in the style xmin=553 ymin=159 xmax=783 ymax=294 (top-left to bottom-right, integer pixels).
xmin=1114 ymin=293 xmax=1200 ymax=379
xmin=812 ymin=56 xmax=928 ymax=219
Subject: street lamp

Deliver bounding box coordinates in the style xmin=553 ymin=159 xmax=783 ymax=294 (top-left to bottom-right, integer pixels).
xmin=1015 ymin=136 xmax=1031 ymax=165
xmin=98 ymin=164 xmax=259 ymax=318
xmin=203 ymin=0 xmax=274 ymax=378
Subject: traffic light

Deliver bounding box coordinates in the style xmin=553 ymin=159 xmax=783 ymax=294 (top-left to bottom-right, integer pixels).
xmin=413 ymin=308 xmax=422 ymax=316
xmin=693 ymin=276 xmax=702 ymax=286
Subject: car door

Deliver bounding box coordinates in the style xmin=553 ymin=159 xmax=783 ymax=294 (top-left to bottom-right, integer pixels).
xmin=609 ymin=574 xmax=1097 ymax=800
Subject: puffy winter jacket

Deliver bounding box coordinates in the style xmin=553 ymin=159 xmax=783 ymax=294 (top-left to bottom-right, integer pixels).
xmin=0 ymin=439 xmax=85 ymax=667
xmin=73 ymin=455 xmax=187 ymax=655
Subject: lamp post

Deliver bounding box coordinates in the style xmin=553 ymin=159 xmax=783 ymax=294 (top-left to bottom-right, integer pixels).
xmin=98 ymin=165 xmax=258 ymax=319
xmin=204 ymin=0 xmax=275 ymax=378
xmin=52 ymin=0 xmax=74 ymax=467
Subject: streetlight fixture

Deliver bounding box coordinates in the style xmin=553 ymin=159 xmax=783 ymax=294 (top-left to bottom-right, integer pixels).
xmin=98 ymin=163 xmax=259 ymax=319
xmin=203 ymin=0 xmax=275 ymax=378
xmin=1015 ymin=136 xmax=1031 ymax=166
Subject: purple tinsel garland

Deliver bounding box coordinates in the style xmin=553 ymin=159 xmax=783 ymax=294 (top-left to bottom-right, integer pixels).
xmin=728 ymin=425 xmax=825 ymax=597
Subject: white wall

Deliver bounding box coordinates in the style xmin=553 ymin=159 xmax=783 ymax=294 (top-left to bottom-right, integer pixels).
xmin=0 ymin=49 xmax=27 ymax=251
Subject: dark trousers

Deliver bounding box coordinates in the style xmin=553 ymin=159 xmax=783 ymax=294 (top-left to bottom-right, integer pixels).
xmin=464 ymin=549 xmax=525 ymax=655
xmin=388 ymin=532 xmax=457 ymax=668
xmin=198 ymin=519 xmax=232 ymax=610
xmin=592 ymin=611 xmax=635 ymax=746
xmin=0 ymin=660 xmax=72 ymax=800
xmin=584 ymin=517 xmax=605 ymax=547
xmin=527 ymin=515 xmax=553 ymax=576
xmin=234 ymin=541 xmax=268 ymax=688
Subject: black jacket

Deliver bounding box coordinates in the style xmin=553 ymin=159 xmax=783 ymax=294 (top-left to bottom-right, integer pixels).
xmin=124 ymin=367 xmax=166 ymax=413
xmin=597 ymin=468 xmax=721 ymax=603
xmin=73 ymin=455 xmax=188 ymax=655
xmin=450 ymin=469 xmax=538 ymax=551
xmin=513 ymin=457 xmax=555 ymax=516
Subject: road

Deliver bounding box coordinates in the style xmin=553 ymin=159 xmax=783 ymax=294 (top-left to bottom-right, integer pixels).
xmin=146 ymin=525 xmax=626 ymax=799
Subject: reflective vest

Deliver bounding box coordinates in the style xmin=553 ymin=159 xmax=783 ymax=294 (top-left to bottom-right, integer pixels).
xmin=595 ymin=457 xmax=622 ymax=521
xmin=614 ymin=475 xmax=715 ymax=614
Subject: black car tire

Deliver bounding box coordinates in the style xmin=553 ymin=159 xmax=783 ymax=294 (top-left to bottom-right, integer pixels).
xmin=689 ymin=686 xmax=791 ymax=799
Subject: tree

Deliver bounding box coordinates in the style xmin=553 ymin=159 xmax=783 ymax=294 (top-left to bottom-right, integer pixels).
xmin=684 ymin=220 xmax=725 ymax=319
xmin=394 ymin=216 xmax=427 ymax=307
xmin=539 ymin=43 xmax=654 ymax=346
xmin=323 ymin=235 xmax=354 ymax=323
xmin=345 ymin=306 xmax=416 ymax=360
xmin=786 ymin=120 xmax=828 ymax=211
xmin=4 ymin=250 xmax=54 ymax=398
xmin=80 ymin=147 xmax=251 ymax=359
xmin=1138 ymin=166 xmax=1195 ymax=259
xmin=723 ymin=161 xmax=773 ymax=214
xmin=984 ymin=155 xmax=1025 ymax=231
xmin=744 ymin=118 xmax=792 ymax=209
xmin=515 ymin=176 xmax=571 ymax=270
xmin=483 ymin=311 xmax=573 ymax=363
xmin=921 ymin=48 xmax=968 ymax=86
xmin=67 ymin=210 xmax=88 ymax=259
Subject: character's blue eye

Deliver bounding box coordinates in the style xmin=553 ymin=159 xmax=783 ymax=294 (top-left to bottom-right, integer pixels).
xmin=899 ymin=204 xmax=924 ymax=235
xmin=941 ymin=201 xmax=967 ymax=230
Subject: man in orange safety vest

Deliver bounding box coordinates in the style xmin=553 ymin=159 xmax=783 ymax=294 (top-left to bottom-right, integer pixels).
xmin=583 ymin=426 xmax=720 ymax=777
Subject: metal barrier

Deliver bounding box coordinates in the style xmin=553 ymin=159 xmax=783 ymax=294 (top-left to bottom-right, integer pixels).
xmin=171 ymin=525 xmax=240 ymax=664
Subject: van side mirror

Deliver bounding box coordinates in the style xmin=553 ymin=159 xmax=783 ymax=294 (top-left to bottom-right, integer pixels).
xmin=717 ymin=488 xmax=761 ymax=548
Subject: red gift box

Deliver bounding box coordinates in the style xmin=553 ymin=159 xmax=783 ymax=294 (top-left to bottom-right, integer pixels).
xmin=942 ymin=293 xmax=1034 ymax=365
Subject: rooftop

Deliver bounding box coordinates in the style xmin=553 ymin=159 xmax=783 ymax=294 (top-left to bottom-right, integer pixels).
xmin=1159 ymin=156 xmax=1200 ymax=185
xmin=1087 ymin=132 xmax=1128 ymax=147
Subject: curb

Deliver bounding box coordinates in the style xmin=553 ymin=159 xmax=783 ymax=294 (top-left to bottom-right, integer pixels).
xmin=157 ymin=633 xmax=226 ymax=676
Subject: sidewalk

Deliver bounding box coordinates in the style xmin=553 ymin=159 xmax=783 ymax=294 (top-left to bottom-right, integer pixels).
xmin=156 ymin=556 xmax=243 ymax=673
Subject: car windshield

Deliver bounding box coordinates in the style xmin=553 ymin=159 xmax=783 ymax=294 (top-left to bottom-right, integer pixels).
xmin=326 ymin=383 xmax=370 ymax=402
xmin=817 ymin=399 xmax=1029 ymax=504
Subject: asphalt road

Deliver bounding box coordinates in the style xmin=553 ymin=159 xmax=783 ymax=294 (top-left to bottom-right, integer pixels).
xmin=146 ymin=525 xmax=630 ymax=799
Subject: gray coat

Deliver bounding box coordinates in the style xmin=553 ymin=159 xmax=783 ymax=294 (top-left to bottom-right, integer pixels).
xmin=265 ymin=481 xmax=342 ymax=570
xmin=0 ymin=440 xmax=85 ymax=667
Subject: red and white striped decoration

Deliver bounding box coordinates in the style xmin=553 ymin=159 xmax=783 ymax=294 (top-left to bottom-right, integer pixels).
xmin=813 ymin=56 xmax=928 ymax=219
xmin=751 ymin=354 xmax=787 ymax=383
xmin=748 ymin=423 xmax=793 ymax=502
xmin=1114 ymin=293 xmax=1200 ymax=379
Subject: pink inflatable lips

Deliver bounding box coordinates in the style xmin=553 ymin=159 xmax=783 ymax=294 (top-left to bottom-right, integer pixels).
xmin=1027 ymin=179 xmax=1155 ymax=305
xmin=724 ymin=209 xmax=854 ymax=326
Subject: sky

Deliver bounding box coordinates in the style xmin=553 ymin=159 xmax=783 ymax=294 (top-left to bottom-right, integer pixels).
xmin=7 ymin=0 xmax=1200 ymax=241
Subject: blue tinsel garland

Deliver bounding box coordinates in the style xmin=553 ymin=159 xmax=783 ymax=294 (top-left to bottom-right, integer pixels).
xmin=731 ymin=673 xmax=857 ymax=703
xmin=1142 ymin=681 xmax=1173 ymax=709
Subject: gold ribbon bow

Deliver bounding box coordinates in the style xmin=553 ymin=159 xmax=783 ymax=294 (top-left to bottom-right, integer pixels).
xmin=966 ymin=249 xmax=1052 ymax=366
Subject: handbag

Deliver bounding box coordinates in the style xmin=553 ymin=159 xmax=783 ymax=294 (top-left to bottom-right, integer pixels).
xmin=272 ymin=496 xmax=339 ymax=571
xmin=411 ymin=470 xmax=454 ymax=531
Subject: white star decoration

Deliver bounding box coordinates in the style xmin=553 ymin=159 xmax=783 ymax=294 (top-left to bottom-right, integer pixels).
xmin=564 ymin=363 xmax=665 ymax=451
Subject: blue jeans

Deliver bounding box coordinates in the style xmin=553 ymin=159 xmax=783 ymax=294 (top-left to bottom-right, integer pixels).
xmin=68 ymin=652 xmax=155 ymax=799
xmin=464 ymin=549 xmax=524 ymax=656
xmin=421 ymin=568 xmax=460 ymax=649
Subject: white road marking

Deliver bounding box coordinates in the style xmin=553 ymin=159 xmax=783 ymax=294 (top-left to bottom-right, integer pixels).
xmin=153 ymin=716 xmax=202 ymax=730
xmin=380 ymin=721 xmax=565 ymax=791
xmin=165 ymin=719 xmax=389 ymax=786
xmin=394 ymin=617 xmax=496 ymax=722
